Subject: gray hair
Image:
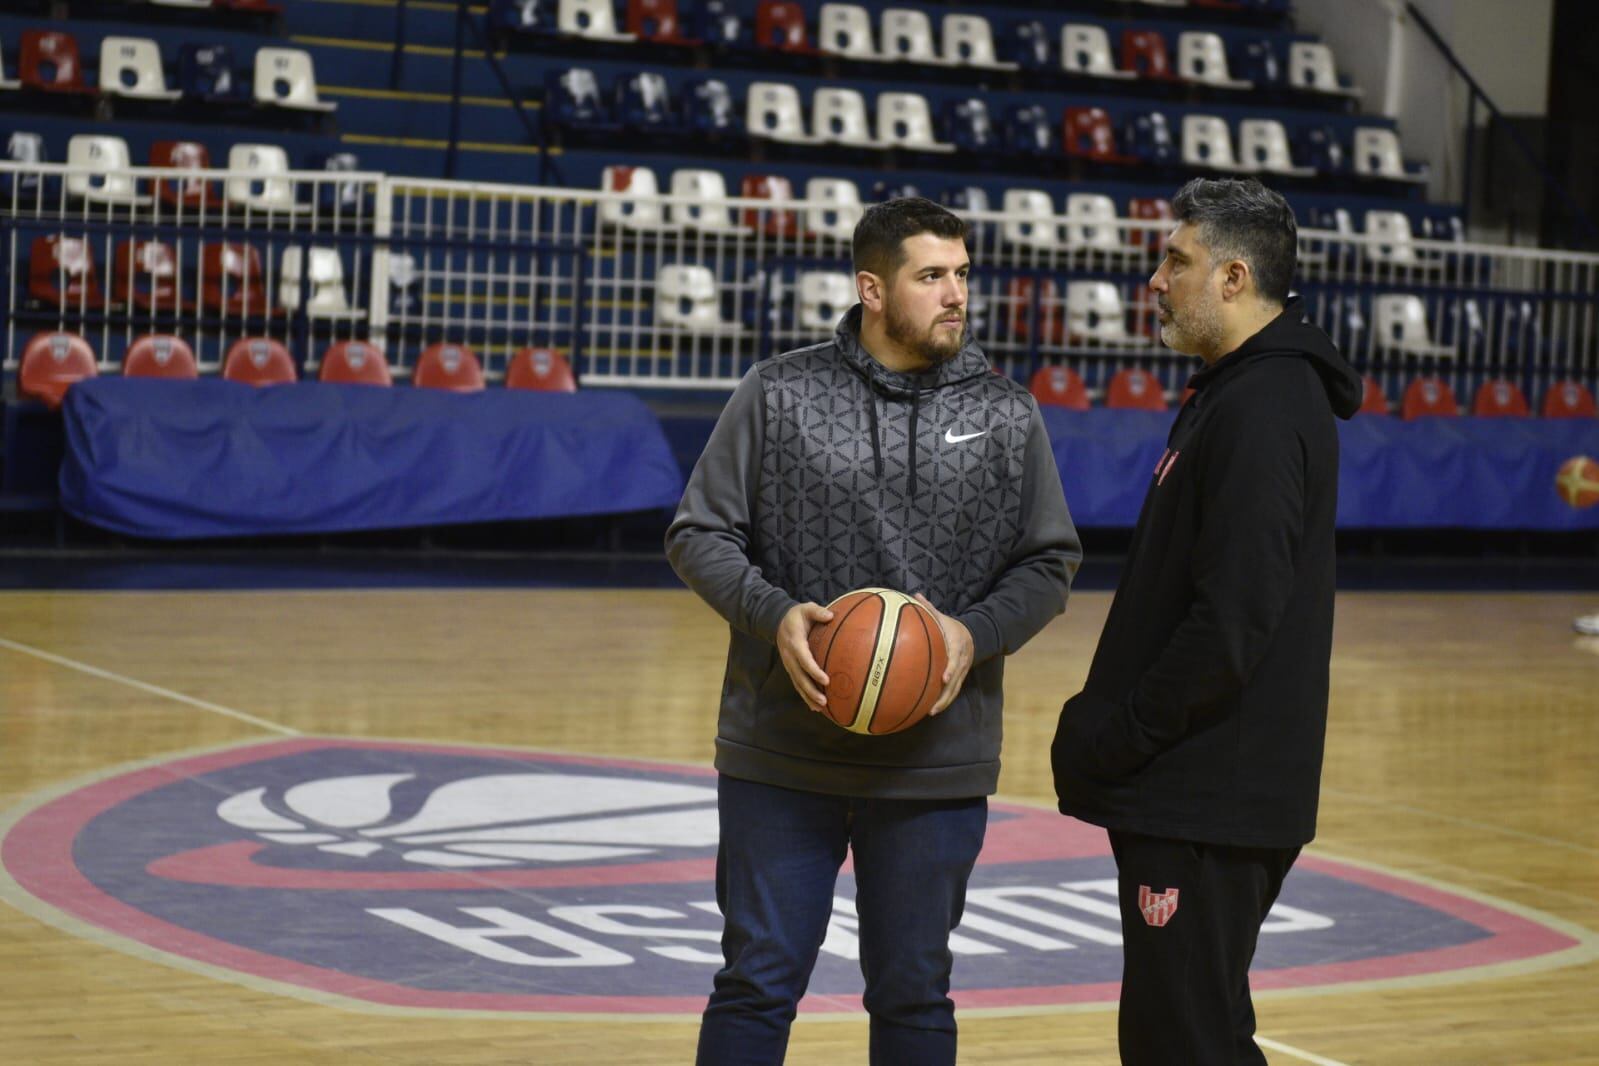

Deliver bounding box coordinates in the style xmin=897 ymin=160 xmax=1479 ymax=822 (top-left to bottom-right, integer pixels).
xmin=1171 ymin=178 xmax=1298 ymax=304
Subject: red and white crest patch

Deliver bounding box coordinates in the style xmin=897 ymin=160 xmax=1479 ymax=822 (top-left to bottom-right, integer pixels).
xmin=1139 ymin=885 xmax=1180 ymax=927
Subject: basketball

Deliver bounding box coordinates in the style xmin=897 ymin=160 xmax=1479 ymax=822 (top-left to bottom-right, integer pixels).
xmin=807 ymin=588 xmax=948 ymax=735
xmin=1555 ymin=455 xmax=1599 ymax=509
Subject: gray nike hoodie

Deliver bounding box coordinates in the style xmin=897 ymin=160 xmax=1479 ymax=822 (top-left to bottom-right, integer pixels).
xmin=666 ymin=305 xmax=1082 ymax=799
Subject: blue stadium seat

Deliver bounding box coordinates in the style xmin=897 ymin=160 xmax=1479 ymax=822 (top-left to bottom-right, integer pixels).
xmin=616 ymin=71 xmax=676 ymax=133
xmin=1236 ymin=40 xmax=1281 ymax=87
xmin=544 ymin=68 xmax=618 ymax=132
xmin=1005 ymin=20 xmax=1052 ymax=70
xmin=491 ymin=0 xmax=554 ymax=34
xmin=178 ymin=44 xmax=242 ymax=104
xmin=1295 ymin=124 xmax=1347 ymax=174
xmin=1003 ymin=103 xmax=1053 ymax=157
xmin=871 ymin=180 xmax=921 ymax=202
xmin=941 ymin=185 xmax=989 ymax=213
xmin=689 ymin=0 xmax=743 ymax=47
xmin=682 ymin=77 xmax=740 ymax=137
xmin=1123 ymin=111 xmax=1176 ymax=166
xmin=316 ymin=152 xmax=364 ymax=212
xmin=6 ymin=131 xmax=45 ymax=197
xmin=943 ymin=98 xmax=996 ymax=154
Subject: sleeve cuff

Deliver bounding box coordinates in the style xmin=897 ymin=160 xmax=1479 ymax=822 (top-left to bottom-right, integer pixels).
xmin=956 ymin=608 xmax=1003 ymax=663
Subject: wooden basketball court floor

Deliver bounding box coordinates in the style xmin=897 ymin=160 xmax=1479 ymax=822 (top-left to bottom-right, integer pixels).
xmin=0 ymin=582 xmax=1595 ymax=1064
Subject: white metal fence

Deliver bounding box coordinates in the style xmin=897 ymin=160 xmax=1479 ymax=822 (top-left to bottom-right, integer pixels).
xmin=4 ymin=161 xmax=1597 ymax=406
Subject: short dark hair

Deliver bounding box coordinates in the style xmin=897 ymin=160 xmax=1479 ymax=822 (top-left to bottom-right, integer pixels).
xmin=851 ymin=196 xmax=968 ymax=278
xmin=1171 ymin=178 xmax=1297 ymax=304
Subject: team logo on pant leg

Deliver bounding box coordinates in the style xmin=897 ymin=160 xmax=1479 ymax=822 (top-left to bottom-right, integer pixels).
xmin=1138 ymin=885 xmax=1180 ymax=927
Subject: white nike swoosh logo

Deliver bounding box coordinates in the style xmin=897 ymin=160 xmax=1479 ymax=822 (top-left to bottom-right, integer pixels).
xmin=944 ymin=429 xmax=988 ymax=444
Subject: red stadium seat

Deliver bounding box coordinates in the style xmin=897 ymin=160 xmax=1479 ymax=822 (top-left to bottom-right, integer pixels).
xmin=1540 ymin=380 xmax=1596 ymax=419
xmin=1063 ymin=108 xmax=1131 ymax=165
xmin=124 ymin=334 xmax=199 ymax=380
xmin=19 ymin=331 xmax=98 ymax=409
xmin=30 ymin=235 xmax=103 ymax=308
xmin=151 ymin=141 xmax=215 ymax=210
xmin=201 ymin=242 xmax=279 ymax=317
xmin=1006 ymin=277 xmax=1064 ymax=346
xmin=414 ymin=342 xmax=485 ymax=392
xmin=319 ymin=340 xmax=393 ymax=386
xmin=1029 ymin=366 xmax=1089 ymax=411
xmin=755 ymin=1 xmax=821 ymax=54
xmin=1128 ymin=197 xmax=1174 ymax=252
xmin=1401 ymin=376 xmax=1459 ymax=419
xmin=506 ymin=347 xmax=577 ymax=392
xmin=20 ymin=31 xmax=94 ymax=95
xmin=223 ymin=337 xmax=297 ymax=386
xmin=1122 ymin=29 xmax=1173 ymax=81
xmin=741 ymin=174 xmax=800 ymax=238
xmin=1106 ymin=367 xmax=1168 ymax=411
xmin=1359 ymin=375 xmax=1390 ymax=415
xmin=112 ymin=240 xmax=185 ymax=312
xmin=1471 ymin=378 xmax=1529 ymax=418
xmin=627 ymin=0 xmax=701 ymax=44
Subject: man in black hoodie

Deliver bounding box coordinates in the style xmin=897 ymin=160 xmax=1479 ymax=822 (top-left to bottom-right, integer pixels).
xmin=1051 ymin=178 xmax=1362 ymax=1065
xmin=670 ymin=198 xmax=1080 ymax=1065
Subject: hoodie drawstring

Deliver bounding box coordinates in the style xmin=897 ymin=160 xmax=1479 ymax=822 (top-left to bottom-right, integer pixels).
xmin=866 ymin=390 xmax=884 ymax=479
xmin=906 ymin=392 xmax=920 ymax=499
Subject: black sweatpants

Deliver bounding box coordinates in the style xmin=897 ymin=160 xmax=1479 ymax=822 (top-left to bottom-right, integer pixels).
xmin=1108 ymin=829 xmax=1301 ymax=1066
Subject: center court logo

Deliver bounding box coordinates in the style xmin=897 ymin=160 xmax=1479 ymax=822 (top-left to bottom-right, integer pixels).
xmin=0 ymin=738 xmax=1591 ymax=1016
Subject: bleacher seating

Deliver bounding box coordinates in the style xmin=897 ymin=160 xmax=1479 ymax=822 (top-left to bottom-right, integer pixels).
xmin=223 ymin=337 xmax=298 ymax=386
xmin=124 ymin=334 xmax=200 ymax=380
xmin=18 ymin=331 xmax=98 ymax=409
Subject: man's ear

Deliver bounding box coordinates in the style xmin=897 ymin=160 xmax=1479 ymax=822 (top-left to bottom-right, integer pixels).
xmin=1219 ymin=258 xmax=1253 ymax=303
xmin=857 ymin=270 xmax=887 ymax=313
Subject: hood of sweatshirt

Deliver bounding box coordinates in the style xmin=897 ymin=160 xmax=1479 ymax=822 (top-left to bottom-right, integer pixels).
xmin=1186 ymin=296 xmax=1363 ymax=419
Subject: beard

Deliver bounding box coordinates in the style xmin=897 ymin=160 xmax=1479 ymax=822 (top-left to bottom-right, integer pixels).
xmin=1158 ymin=285 xmax=1225 ymax=357
xmin=884 ymin=298 xmax=966 ymax=366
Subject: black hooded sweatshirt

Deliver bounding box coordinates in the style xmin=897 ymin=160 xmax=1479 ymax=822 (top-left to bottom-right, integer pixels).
xmin=1052 ymin=297 xmax=1362 ymax=848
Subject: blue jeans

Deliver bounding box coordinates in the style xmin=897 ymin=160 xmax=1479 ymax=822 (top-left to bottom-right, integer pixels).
xmin=696 ymin=774 xmax=988 ymax=1066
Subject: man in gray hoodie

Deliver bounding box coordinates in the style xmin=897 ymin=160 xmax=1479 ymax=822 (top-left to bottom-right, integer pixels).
xmin=667 ymin=197 xmax=1081 ymax=1065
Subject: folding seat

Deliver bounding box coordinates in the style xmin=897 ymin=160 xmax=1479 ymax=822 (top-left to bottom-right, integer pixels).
xmin=813 ymin=88 xmax=877 ymax=148
xmin=1061 ymin=25 xmax=1134 ymax=80
xmin=545 ymin=68 xmax=618 ymax=132
xmin=253 ymin=48 xmax=337 ymax=113
xmin=943 ymin=98 xmax=996 ymax=154
xmin=682 ymin=78 xmax=740 ymax=136
xmin=819 ymin=4 xmax=883 ymax=61
xmin=668 ymin=168 xmax=749 ymax=232
xmin=0 ymin=37 xmax=21 ymax=91
xmin=19 ymin=332 xmax=97 ymax=409
xmin=870 ymin=180 xmax=919 ymax=202
xmin=942 ymin=185 xmax=990 ymax=213
xmin=66 ymin=135 xmax=152 ymax=206
xmin=1005 ymin=20 xmax=1051 ymax=70
xmin=100 ymin=37 xmax=183 ymax=101
xmin=387 ymin=254 xmax=421 ymax=316
xmin=30 ymin=236 xmax=102 ymax=308
xmin=741 ymin=174 xmax=799 ymax=237
xmin=506 ymin=347 xmax=578 ymax=391
xmin=281 ymin=247 xmax=365 ymax=319
xmin=1295 ymin=124 xmax=1346 ymax=175
xmin=1001 ymin=190 xmax=1063 ymax=251
xmin=1177 ymin=32 xmax=1252 ymax=89
xmin=1029 ymin=365 xmax=1090 ymax=411
xmin=178 ymin=44 xmax=242 ymax=104
xmin=1420 ymin=211 xmax=1465 ymax=244
xmin=1005 ymin=278 xmax=1063 ymax=345
xmin=599 ymin=165 xmax=673 ymax=230
xmin=112 ymin=239 xmax=184 ymax=312
xmin=226 ymin=144 xmax=310 ymax=214
xmin=151 ymin=140 xmax=214 ymax=209
xmin=1363 ymin=210 xmax=1421 ymax=267
xmin=880 ymin=9 xmax=940 ymax=65
xmin=1121 ymin=29 xmax=1173 ymax=81
xmin=558 ymin=0 xmax=637 ymax=41
xmin=124 ymin=334 xmax=200 ymax=380
xmin=1064 ymin=107 xmax=1131 ymax=164
xmin=319 ymin=340 xmax=393 ymax=385
xmin=1128 ymin=197 xmax=1173 ymax=252
xmin=1181 ymin=116 xmax=1251 ymax=173
xmin=616 ymin=72 xmax=676 ymax=133
xmin=1105 ymin=367 xmax=1167 ymax=410
xmin=414 ymin=343 xmax=486 ymax=391
xmin=1236 ymin=39 xmax=1281 ymax=87
xmin=755 ymin=1 xmax=820 ymax=54
xmin=1400 ymin=376 xmax=1459 ymax=419
xmin=1541 ymin=380 xmax=1596 ymax=419
xmin=746 ymin=82 xmax=818 ymax=144
xmin=491 ymin=0 xmax=554 ymax=34
xmin=1063 ymin=194 xmax=1123 ymax=253
xmin=877 ymin=92 xmax=953 ymax=152
xmin=803 ymin=178 xmax=863 ymax=241
xmin=1471 ymin=379 xmax=1529 ymax=417
xmin=627 ymin=0 xmax=700 ymax=44
xmin=655 ymin=265 xmax=732 ymax=330
xmin=1068 ymin=282 xmax=1149 ymax=347
xmin=201 ymin=242 xmax=277 ymax=316
xmin=5 ymin=131 xmax=45 ymax=199
xmin=1003 ymin=103 xmax=1054 ymax=158
xmin=1374 ymin=295 xmax=1453 ymax=359
xmin=796 ymin=272 xmax=855 ymax=331
xmin=1123 ymin=111 xmax=1175 ymax=166
xmin=1288 ymin=42 xmax=1361 ymax=99
xmin=1353 ymin=127 xmax=1428 ymax=184
xmin=687 ymin=0 xmax=742 ymax=47
xmin=20 ymin=31 xmax=93 ymax=95
xmin=1237 ymin=119 xmax=1315 ymax=177
xmin=317 ymin=151 xmax=366 ymax=213
xmin=940 ymin=14 xmax=1015 ymax=70
xmin=223 ymin=337 xmax=298 ymax=386
xmin=1359 ymin=375 xmax=1389 ymax=415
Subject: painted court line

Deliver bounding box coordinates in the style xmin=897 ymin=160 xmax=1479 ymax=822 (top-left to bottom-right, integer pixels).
xmin=1257 ymin=1035 xmax=1352 ymax=1066
xmin=0 ymin=636 xmax=300 ymax=737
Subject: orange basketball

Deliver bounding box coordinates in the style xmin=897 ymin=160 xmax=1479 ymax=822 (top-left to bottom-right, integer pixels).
xmin=1555 ymin=455 xmax=1599 ymax=510
xmin=807 ymin=588 xmax=948 ymax=735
